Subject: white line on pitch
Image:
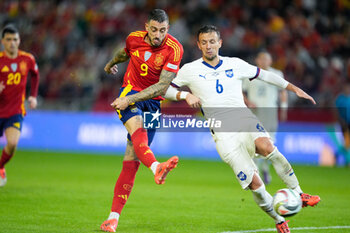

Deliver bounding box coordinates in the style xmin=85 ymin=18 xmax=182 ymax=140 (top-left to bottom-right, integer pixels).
xmin=220 ymin=225 xmax=350 ymax=233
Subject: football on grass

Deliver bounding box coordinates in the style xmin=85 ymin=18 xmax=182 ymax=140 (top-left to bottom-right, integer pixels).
xmin=273 ymin=188 xmax=302 ymax=217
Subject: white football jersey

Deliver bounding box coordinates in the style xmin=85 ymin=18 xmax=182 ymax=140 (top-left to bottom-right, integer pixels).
xmin=173 ymin=56 xmax=260 ymax=108
xmin=243 ymin=67 xmax=284 ymax=108
xmin=172 ymin=56 xmax=264 ymax=134
xmin=242 ymin=67 xmax=284 ymax=136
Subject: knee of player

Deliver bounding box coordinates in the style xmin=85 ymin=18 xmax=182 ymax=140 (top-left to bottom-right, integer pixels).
xmin=255 ymin=139 xmax=275 ymax=156
xmin=5 ymin=142 xmax=17 ymax=153
xmin=249 ymin=173 xmax=264 ymax=190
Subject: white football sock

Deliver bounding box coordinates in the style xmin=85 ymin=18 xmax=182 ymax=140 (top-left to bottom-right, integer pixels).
xmin=251 ymin=184 xmax=285 ymax=224
xmin=150 ymin=162 xmax=160 ymax=175
xmin=266 ymin=147 xmax=300 ymax=190
xmin=293 ymin=186 xmax=303 ymax=195
xmin=108 ymin=212 xmax=120 ymax=220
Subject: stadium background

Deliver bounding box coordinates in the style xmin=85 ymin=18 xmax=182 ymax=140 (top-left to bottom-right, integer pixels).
xmin=1 ymin=0 xmax=349 ymax=165
xmin=1 ymin=1 xmax=350 ymax=233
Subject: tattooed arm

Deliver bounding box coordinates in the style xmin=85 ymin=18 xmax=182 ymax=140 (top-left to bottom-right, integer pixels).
xmin=111 ymin=70 xmax=176 ymax=110
xmin=104 ymin=47 xmax=130 ymax=74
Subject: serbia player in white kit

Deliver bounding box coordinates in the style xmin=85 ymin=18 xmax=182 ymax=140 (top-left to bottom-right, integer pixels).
xmin=243 ymin=51 xmax=288 ymax=185
xmin=165 ymin=25 xmax=320 ymax=233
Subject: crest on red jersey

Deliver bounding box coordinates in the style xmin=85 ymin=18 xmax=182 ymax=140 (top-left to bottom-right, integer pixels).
xmin=144 ymin=51 xmax=152 ymax=62
xmin=20 ymin=61 xmax=27 ymax=75
xmin=154 ymin=53 xmax=164 ymax=67
xmin=11 ymin=63 xmax=17 ymax=72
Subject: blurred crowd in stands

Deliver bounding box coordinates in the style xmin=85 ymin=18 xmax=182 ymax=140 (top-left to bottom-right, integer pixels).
xmin=1 ymin=0 xmax=350 ymax=111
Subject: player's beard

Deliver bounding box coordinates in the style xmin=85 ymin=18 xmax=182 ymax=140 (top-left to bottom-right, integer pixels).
xmin=146 ymin=35 xmax=162 ymax=47
xmin=151 ymin=38 xmax=162 ymax=47
xmin=204 ymin=54 xmax=217 ymax=61
xmin=5 ymin=47 xmax=18 ymax=57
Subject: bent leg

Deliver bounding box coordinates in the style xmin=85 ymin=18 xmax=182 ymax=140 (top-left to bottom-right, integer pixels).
xmin=249 ymin=173 xmax=285 ymax=224
xmin=124 ymin=115 xmax=178 ymax=185
xmin=125 ymin=115 xmax=157 ymax=168
xmin=255 ymin=137 xmax=302 ymax=194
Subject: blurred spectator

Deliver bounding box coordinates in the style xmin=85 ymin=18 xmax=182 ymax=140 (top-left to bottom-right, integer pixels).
xmin=0 ymin=0 xmax=349 ymax=111
xmin=335 ymin=82 xmax=350 ymax=165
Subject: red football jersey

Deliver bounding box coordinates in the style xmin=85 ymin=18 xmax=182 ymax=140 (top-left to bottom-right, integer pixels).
xmin=0 ymin=50 xmax=39 ymax=118
xmin=122 ymin=31 xmax=183 ymax=100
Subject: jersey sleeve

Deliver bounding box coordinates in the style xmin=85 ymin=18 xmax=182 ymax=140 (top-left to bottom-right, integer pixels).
xmin=234 ymin=58 xmax=261 ymax=81
xmin=124 ymin=35 xmax=132 ymax=56
xmin=276 ymin=70 xmax=284 ymax=79
xmin=29 ymin=54 xmax=40 ymax=97
xmin=171 ymin=64 xmax=190 ymax=87
xmin=162 ymin=39 xmax=184 ymax=73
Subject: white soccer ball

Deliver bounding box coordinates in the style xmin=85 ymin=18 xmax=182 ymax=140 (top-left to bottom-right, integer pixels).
xmin=273 ymin=188 xmax=302 ymax=217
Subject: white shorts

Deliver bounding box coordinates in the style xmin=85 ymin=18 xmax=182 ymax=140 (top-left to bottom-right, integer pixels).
xmin=212 ymin=129 xmax=270 ymax=190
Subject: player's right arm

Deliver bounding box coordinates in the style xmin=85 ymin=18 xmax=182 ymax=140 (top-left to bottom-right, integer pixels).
xmin=164 ymin=85 xmax=201 ymax=108
xmin=164 ymin=65 xmax=201 ymax=108
xmin=104 ymin=47 xmax=130 ymax=75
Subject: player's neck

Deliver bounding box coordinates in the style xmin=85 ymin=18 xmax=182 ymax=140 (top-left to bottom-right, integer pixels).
xmin=4 ymin=50 xmax=18 ymax=59
xmin=144 ymin=35 xmax=151 ymax=46
xmin=202 ymin=56 xmax=220 ymax=67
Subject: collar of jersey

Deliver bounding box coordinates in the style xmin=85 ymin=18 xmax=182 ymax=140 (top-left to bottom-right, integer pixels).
xmin=202 ymin=59 xmax=223 ymax=70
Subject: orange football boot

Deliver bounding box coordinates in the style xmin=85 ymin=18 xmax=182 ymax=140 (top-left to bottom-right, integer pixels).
xmin=100 ymin=218 xmax=118 ymax=232
xmin=276 ymin=220 xmax=290 ymax=233
xmin=154 ymin=156 xmax=179 ymax=185
xmin=300 ymin=193 xmax=321 ymax=207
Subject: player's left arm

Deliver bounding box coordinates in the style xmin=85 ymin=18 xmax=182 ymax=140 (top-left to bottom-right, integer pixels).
xmin=111 ymin=70 xmax=176 ymax=110
xmin=164 ymin=85 xmax=201 ymax=108
xmin=285 ymin=82 xmax=316 ymax=104
xmin=258 ymin=69 xmax=316 ymax=105
xmin=28 ymin=56 xmax=40 ymax=109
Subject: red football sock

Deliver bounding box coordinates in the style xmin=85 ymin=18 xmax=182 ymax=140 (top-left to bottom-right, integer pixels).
xmin=130 ymin=128 xmax=157 ymax=168
xmin=0 ymin=149 xmax=13 ymax=169
xmin=111 ymin=160 xmax=140 ymax=214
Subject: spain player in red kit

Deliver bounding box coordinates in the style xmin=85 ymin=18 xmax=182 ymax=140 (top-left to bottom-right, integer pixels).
xmin=100 ymin=9 xmax=184 ymax=232
xmin=0 ymin=25 xmax=39 ymax=187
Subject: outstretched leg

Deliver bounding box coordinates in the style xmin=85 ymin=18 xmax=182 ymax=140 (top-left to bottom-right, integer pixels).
xmin=101 ymin=141 xmax=140 ymax=232
xmin=126 ymin=115 xmax=178 ymax=184
xmin=249 ymin=173 xmax=286 ymax=223
xmin=255 ymin=137 xmax=320 ymax=207
xmin=215 ymin=133 xmax=290 ymax=232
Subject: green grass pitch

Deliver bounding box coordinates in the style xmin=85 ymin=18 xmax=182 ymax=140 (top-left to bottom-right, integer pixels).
xmin=0 ymin=150 xmax=350 ymax=233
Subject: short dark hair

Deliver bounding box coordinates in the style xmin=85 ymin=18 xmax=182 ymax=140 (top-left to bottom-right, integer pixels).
xmin=2 ymin=25 xmax=19 ymax=38
xmin=197 ymin=25 xmax=221 ymax=40
xmin=148 ymin=9 xmax=169 ymax=23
